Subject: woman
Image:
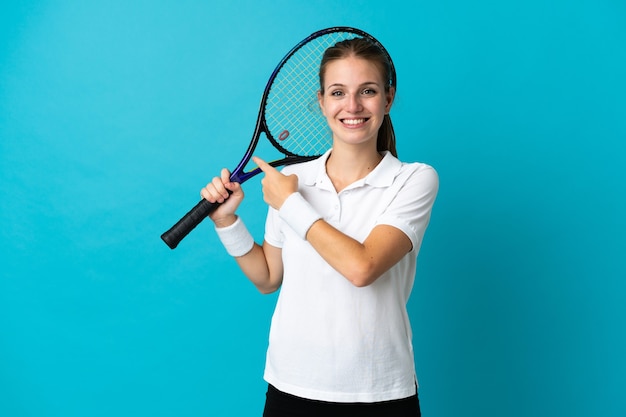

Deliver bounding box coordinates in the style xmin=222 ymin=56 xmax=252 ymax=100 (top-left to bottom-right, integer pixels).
xmin=202 ymin=37 xmax=438 ymax=416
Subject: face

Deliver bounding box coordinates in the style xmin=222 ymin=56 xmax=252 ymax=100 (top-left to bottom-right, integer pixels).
xmin=318 ymin=56 xmax=394 ymax=149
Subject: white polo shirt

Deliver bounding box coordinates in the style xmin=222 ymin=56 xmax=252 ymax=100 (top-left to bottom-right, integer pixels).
xmin=263 ymin=150 xmax=439 ymax=403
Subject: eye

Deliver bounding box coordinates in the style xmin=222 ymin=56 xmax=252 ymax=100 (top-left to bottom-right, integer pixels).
xmin=361 ymin=88 xmax=377 ymax=95
xmin=330 ymin=90 xmax=344 ymax=97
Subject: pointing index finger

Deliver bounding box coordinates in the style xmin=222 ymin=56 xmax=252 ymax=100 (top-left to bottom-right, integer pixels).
xmin=252 ymin=156 xmax=272 ymax=172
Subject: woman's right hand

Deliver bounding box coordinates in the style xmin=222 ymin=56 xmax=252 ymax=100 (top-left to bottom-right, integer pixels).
xmin=200 ymin=168 xmax=244 ymax=227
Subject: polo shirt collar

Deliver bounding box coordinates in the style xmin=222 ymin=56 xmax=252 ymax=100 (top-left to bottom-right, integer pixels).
xmin=303 ymin=149 xmax=403 ymax=190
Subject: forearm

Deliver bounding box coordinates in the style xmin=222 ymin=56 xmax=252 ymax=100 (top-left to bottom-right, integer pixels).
xmin=305 ymin=221 xmax=373 ymax=287
xmin=277 ymin=193 xmax=411 ymax=287
xmin=306 ymin=220 xmax=410 ymax=287
xmin=232 ymin=242 xmax=282 ymax=294
xmin=214 ymin=216 xmax=282 ymax=294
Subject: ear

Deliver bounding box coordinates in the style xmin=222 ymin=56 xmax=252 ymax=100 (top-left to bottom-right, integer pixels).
xmin=384 ymin=87 xmax=396 ymax=114
xmin=317 ymin=90 xmax=326 ymax=116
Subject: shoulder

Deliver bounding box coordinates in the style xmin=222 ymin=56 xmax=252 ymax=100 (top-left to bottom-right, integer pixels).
xmin=387 ymin=160 xmax=439 ymax=207
xmin=402 ymin=162 xmax=438 ymax=186
xmin=388 ymin=153 xmax=438 ymax=192
xmin=404 ymin=162 xmax=439 ymax=199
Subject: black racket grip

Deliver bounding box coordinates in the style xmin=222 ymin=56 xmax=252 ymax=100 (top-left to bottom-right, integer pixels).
xmin=161 ymin=198 xmax=219 ymax=249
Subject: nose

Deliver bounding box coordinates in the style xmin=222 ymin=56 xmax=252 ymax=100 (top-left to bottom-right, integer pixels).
xmin=346 ymin=94 xmax=362 ymax=113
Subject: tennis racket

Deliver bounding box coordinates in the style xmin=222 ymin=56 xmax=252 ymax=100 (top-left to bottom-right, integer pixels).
xmin=161 ymin=26 xmax=395 ymax=249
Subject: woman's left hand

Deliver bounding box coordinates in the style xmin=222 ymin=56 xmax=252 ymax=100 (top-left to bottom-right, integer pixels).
xmin=253 ymin=156 xmax=299 ymax=210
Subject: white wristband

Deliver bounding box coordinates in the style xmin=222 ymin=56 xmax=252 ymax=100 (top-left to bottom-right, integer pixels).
xmin=279 ymin=192 xmax=322 ymax=240
xmin=214 ymin=217 xmax=255 ymax=257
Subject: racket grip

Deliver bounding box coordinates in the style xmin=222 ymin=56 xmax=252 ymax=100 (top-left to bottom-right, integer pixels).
xmin=161 ymin=198 xmax=219 ymax=249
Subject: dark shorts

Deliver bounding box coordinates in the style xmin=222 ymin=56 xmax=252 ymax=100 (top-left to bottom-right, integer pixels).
xmin=262 ymin=384 xmax=421 ymax=417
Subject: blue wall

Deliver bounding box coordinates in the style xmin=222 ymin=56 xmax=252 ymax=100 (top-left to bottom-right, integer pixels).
xmin=1 ymin=1 xmax=624 ymax=416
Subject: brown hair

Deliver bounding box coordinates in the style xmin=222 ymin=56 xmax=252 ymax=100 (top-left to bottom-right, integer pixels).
xmin=319 ymin=37 xmax=397 ymax=157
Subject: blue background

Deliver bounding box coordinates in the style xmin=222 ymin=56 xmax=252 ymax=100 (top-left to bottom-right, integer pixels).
xmin=1 ymin=1 xmax=624 ymax=416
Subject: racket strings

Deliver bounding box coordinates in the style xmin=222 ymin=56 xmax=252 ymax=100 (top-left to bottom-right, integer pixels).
xmin=265 ymin=32 xmax=360 ymax=157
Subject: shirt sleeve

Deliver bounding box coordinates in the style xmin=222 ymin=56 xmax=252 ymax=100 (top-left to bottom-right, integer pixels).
xmin=375 ymin=164 xmax=439 ymax=252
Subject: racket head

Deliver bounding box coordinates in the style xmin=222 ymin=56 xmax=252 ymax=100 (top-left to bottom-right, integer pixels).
xmin=232 ymin=27 xmax=396 ymax=183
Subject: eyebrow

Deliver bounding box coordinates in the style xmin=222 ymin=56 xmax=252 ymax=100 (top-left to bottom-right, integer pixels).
xmin=327 ymin=81 xmax=381 ymax=89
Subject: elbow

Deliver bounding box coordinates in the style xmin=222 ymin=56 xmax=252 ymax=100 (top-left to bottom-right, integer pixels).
xmin=344 ymin=261 xmax=380 ymax=288
xmin=351 ymin=278 xmax=374 ymax=288
xmin=257 ymin=285 xmax=279 ymax=295
xmin=255 ymin=277 xmax=282 ymax=294
xmin=350 ymin=276 xmax=378 ymax=288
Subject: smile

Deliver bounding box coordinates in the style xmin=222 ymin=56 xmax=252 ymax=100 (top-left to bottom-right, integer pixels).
xmin=341 ymin=118 xmax=368 ymax=126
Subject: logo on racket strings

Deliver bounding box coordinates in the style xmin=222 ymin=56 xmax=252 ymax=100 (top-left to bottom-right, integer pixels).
xmin=279 ymin=130 xmax=290 ymax=141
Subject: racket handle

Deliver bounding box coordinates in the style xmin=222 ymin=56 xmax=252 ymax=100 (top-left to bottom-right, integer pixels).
xmin=161 ymin=199 xmax=219 ymax=249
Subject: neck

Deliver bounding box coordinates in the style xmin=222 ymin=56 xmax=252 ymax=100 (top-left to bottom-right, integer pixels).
xmin=325 ymin=145 xmax=383 ymax=192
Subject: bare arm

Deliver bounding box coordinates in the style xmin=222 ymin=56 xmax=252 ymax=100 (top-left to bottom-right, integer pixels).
xmin=253 ymin=156 xmax=413 ymax=287
xmin=231 ymin=239 xmax=283 ymax=294
xmin=201 ymin=168 xmax=283 ymax=294
xmin=305 ymin=221 xmax=411 ymax=287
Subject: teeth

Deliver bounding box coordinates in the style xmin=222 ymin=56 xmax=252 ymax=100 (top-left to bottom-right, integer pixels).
xmin=343 ymin=119 xmax=365 ymax=125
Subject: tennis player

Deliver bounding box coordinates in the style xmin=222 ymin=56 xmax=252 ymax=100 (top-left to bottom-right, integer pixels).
xmin=202 ymin=37 xmax=438 ymax=417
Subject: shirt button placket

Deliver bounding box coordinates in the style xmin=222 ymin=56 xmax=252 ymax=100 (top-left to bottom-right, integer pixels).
xmin=330 ymin=195 xmax=341 ymax=222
